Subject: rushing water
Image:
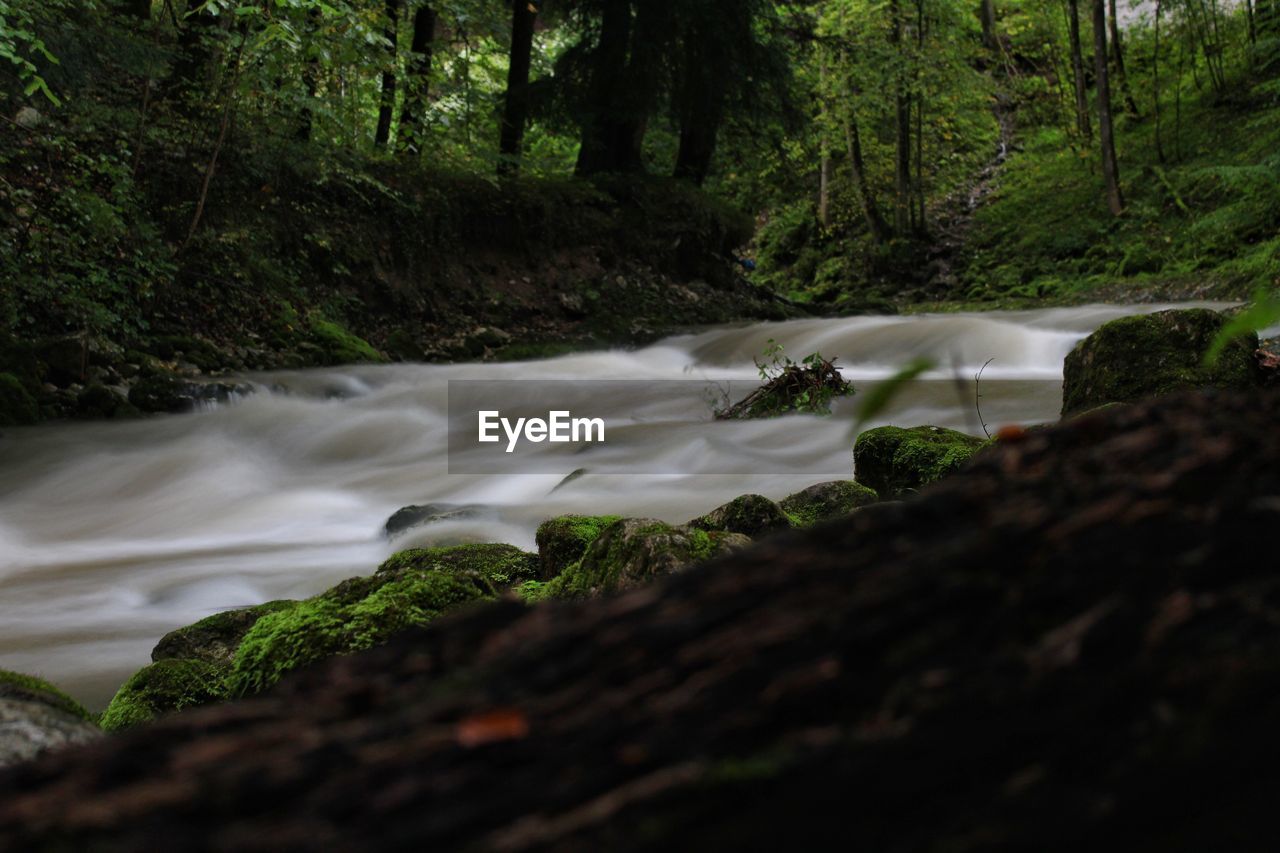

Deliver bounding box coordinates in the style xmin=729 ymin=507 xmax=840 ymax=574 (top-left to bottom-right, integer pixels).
xmin=0 ymin=303 xmax=1235 ymax=709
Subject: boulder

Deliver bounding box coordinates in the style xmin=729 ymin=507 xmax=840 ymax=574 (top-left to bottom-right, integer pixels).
xmin=854 ymin=425 xmax=989 ymax=498
xmin=373 ymin=543 xmax=539 ymax=589
xmin=128 ymin=373 xmax=254 ymax=414
xmin=534 ymin=515 xmax=622 ymax=580
xmin=690 ymin=494 xmax=792 ymax=538
xmin=0 ymin=670 xmax=99 ymax=767
xmin=98 ymin=659 xmax=228 ymax=732
xmin=1061 ymin=308 xmax=1258 ymax=415
xmin=779 ymin=480 xmax=879 ymax=527
xmin=546 ymin=518 xmax=751 ymax=599
xmin=383 ymin=503 xmax=488 ymax=537
xmin=152 ymin=600 xmax=300 ymax=665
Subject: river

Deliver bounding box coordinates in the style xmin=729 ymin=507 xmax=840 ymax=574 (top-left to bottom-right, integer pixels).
xmin=0 ymin=303 xmax=1235 ymax=709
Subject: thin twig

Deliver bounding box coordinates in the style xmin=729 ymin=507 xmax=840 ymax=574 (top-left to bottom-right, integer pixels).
xmin=975 ymin=357 xmax=994 ymax=439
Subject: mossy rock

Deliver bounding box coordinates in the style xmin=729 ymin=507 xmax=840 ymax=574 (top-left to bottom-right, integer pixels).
xmin=1061 ymin=308 xmax=1259 ymax=416
xmin=690 ymin=495 xmax=792 ymax=538
xmin=0 ymin=373 xmax=39 ymax=426
xmin=74 ymin=384 xmax=138 ymax=420
xmin=535 ymin=515 xmax=622 ymax=580
xmin=374 ymin=543 xmax=539 ymax=589
xmin=780 ymin=481 xmax=880 ymax=528
xmin=383 ymin=503 xmax=487 ymax=537
xmin=544 ymin=518 xmax=751 ymax=599
xmin=0 ymin=669 xmax=100 ymax=766
xmin=0 ymin=670 xmax=93 ymax=724
xmin=228 ymin=570 xmax=495 ymax=696
xmin=854 ymin=425 xmax=990 ymax=498
xmin=307 ymin=317 xmax=385 ymax=365
xmin=151 ymin=600 xmax=300 ymax=665
xmin=98 ymin=659 xmax=228 ymax=732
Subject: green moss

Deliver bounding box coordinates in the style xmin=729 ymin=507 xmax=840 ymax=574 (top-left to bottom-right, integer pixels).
xmin=690 ymin=495 xmax=791 ymax=538
xmin=152 ymin=600 xmax=299 ymax=664
xmin=229 ymin=570 xmax=495 ymax=696
xmin=0 ymin=669 xmax=94 ymax=723
xmin=98 ymin=659 xmax=228 ymax=731
xmin=1061 ymin=308 xmax=1258 ymax=415
xmin=854 ymin=426 xmax=990 ymax=498
xmin=780 ymin=481 xmax=879 ymax=528
xmin=0 ymin=373 xmax=39 ymax=426
xmin=544 ymin=519 xmax=744 ymax=600
xmin=307 ymin=317 xmax=386 ymax=365
xmin=375 ymin=543 xmax=539 ymax=589
xmin=535 ymin=515 xmax=623 ymax=580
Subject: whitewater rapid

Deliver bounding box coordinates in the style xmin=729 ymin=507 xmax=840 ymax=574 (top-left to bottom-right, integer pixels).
xmin=0 ymin=303 xmax=1234 ymax=707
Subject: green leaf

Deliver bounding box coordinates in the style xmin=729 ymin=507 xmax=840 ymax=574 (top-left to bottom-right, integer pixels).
xmin=849 ymin=358 xmax=935 ymax=435
xmin=1204 ymin=290 xmax=1280 ymax=366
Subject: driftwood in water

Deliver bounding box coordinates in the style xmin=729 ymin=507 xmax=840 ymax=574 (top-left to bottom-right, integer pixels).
xmin=715 ymin=353 xmax=853 ymax=419
xmin=2 ymin=389 xmax=1280 ymax=850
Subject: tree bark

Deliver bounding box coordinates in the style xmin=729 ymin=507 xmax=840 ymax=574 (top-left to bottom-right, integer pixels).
xmin=979 ymin=0 xmax=997 ymax=49
xmin=673 ymin=22 xmax=727 ymax=187
xmin=846 ymin=119 xmax=890 ymax=244
xmin=375 ymin=0 xmax=402 ymax=149
xmin=1107 ymin=0 xmax=1139 ymax=116
xmin=1067 ymin=0 xmax=1092 ymax=142
xmin=498 ymin=0 xmax=538 ymax=176
xmin=397 ymin=3 xmax=437 ymax=155
xmin=1093 ymin=0 xmax=1124 ymax=215
xmin=575 ymin=0 xmax=633 ymax=175
xmin=1153 ymin=0 xmax=1165 ymax=163
xmin=890 ymin=0 xmax=911 ymax=235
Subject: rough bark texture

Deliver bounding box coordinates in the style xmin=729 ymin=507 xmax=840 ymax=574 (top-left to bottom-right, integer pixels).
xmin=374 ymin=0 xmax=402 ymax=149
xmin=3 ymin=389 xmax=1280 ymax=850
xmin=1067 ymin=0 xmax=1092 ymax=142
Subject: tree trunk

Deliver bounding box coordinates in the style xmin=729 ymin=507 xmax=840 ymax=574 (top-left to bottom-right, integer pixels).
xmin=1093 ymin=0 xmax=1124 ymax=216
xmin=575 ymin=0 xmax=633 ymax=176
xmin=1153 ymin=0 xmax=1165 ymax=163
xmin=890 ymin=0 xmax=911 ymax=235
xmin=1067 ymin=0 xmax=1092 ymax=142
xmin=845 ymin=119 xmax=890 ymax=244
xmin=673 ymin=26 xmax=726 ymax=187
xmin=397 ymin=4 xmax=437 ymax=155
xmin=375 ymin=0 xmax=402 ymax=149
xmin=979 ymin=0 xmax=997 ymax=49
xmin=165 ymin=3 xmax=219 ymax=101
xmin=498 ymin=0 xmax=538 ymax=176
xmin=1107 ymin=0 xmax=1139 ymax=116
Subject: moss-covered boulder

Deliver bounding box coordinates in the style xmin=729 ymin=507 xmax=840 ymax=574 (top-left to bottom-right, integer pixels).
xmin=152 ymin=600 xmax=299 ymax=665
xmin=0 ymin=373 xmax=39 ymax=427
xmin=1061 ymin=308 xmax=1258 ymax=416
xmin=535 ymin=515 xmax=623 ymax=580
xmin=99 ymin=659 xmax=228 ymax=732
xmin=780 ymin=481 xmax=879 ymax=527
xmin=544 ymin=519 xmax=750 ymax=599
xmin=854 ymin=425 xmax=989 ymax=498
xmin=0 ymin=670 xmax=99 ymax=767
xmin=374 ymin=543 xmax=539 ymax=589
xmin=306 ymin=317 xmax=385 ymax=365
xmin=228 ymin=570 xmax=494 ymax=696
xmin=690 ymin=495 xmax=792 ymax=538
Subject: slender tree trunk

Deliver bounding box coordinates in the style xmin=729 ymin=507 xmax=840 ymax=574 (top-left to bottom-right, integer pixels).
xmin=1092 ymin=0 xmax=1124 ymax=215
xmin=979 ymin=0 xmax=997 ymax=49
xmin=397 ymin=4 xmax=437 ymax=155
xmin=1246 ymin=0 xmax=1257 ymax=47
xmin=1067 ymin=0 xmax=1092 ymax=142
xmin=498 ymin=0 xmax=538 ymax=176
xmin=1107 ymin=0 xmax=1139 ymax=116
xmin=845 ymin=119 xmax=891 ymax=244
xmin=1153 ymin=0 xmax=1165 ymax=163
xmin=375 ymin=0 xmax=402 ymax=149
xmin=817 ymin=58 xmax=831 ymax=227
xmin=575 ymin=0 xmax=632 ymax=175
xmin=890 ymin=0 xmax=911 ymax=235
